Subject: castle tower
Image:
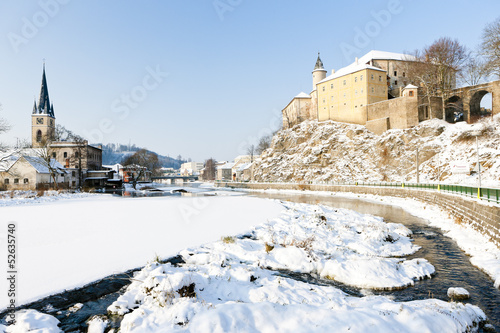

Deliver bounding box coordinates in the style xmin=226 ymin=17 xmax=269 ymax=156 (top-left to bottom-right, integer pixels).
xmin=32 ymin=63 xmax=56 ymax=147
xmin=312 ymin=52 xmax=327 ymax=91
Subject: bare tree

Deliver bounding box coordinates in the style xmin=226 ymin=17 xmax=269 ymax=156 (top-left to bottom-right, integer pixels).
xmin=404 ymin=38 xmax=468 ymax=120
xmin=247 ymin=144 xmax=255 ymax=162
xmin=256 ymin=135 xmax=272 ymax=155
xmin=459 ymin=55 xmax=489 ymax=86
xmin=122 ymin=149 xmax=161 ymax=188
xmin=34 ymin=135 xmax=63 ymax=190
xmin=203 ymin=158 xmax=216 ymax=181
xmin=481 ymin=17 xmax=500 ymax=78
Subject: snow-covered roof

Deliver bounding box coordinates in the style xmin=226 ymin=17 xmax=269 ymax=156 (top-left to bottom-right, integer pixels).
xmin=219 ymin=162 xmax=236 ymax=170
xmin=0 ymin=155 xmax=20 ymax=172
xmin=357 ymin=50 xmax=416 ymax=64
xmin=294 ymin=92 xmax=312 ymax=99
xmin=24 ymin=156 xmax=66 ymax=174
xmin=404 ymin=84 xmax=419 ymax=89
xmin=318 ymin=63 xmax=385 ymax=84
xmin=236 ymin=162 xmax=252 ymax=171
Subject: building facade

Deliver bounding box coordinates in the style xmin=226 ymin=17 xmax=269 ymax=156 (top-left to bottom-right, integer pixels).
xmin=25 ymin=65 xmax=104 ymax=188
xmin=282 ymin=50 xmax=451 ymax=133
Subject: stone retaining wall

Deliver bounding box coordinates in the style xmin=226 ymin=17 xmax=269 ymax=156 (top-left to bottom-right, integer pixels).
xmin=216 ymin=182 xmax=500 ymax=248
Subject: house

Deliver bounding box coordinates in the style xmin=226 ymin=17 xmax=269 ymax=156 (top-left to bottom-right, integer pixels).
xmin=234 ymin=162 xmax=252 ymax=182
xmin=180 ymin=162 xmax=204 ymax=176
xmin=121 ymin=164 xmax=152 ymax=183
xmin=216 ymin=162 xmax=236 ymax=181
xmin=0 ymin=155 xmax=67 ymax=190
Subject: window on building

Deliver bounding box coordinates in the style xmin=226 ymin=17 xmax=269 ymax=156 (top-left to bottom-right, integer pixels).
xmin=371 ymin=74 xmax=374 ymax=80
xmin=394 ymin=71 xmax=397 ymax=76
xmin=394 ymin=80 xmax=398 ymax=86
xmin=343 ymin=80 xmax=346 ymax=86
xmin=360 ymin=75 xmax=363 ymax=81
xmin=323 ymin=99 xmax=325 ymax=103
xmin=52 ymin=152 xmax=56 ymax=158
xmin=371 ymin=87 xmax=374 ymax=93
xmin=409 ymin=91 xmax=414 ymax=97
xmin=75 ymin=152 xmax=79 ymax=158
xmin=355 ymin=90 xmax=357 ymax=95
xmin=331 ymin=96 xmax=334 ymax=101
xmin=322 ymin=86 xmax=325 ymax=91
xmin=379 ymin=75 xmax=382 ymax=82
xmin=361 ymin=89 xmax=363 ymax=93
xmin=4 ymin=179 xmax=9 ymax=184
xmin=404 ymin=81 xmax=407 ymax=86
xmin=403 ymin=72 xmax=406 ymax=77
xmin=14 ymin=178 xmax=19 ymax=184
xmin=64 ymin=152 xmax=67 ymax=158
xmin=24 ymin=178 xmax=29 ymax=184
xmin=36 ymin=130 xmax=42 ymax=142
xmin=330 ymin=84 xmax=333 ymax=89
xmin=354 ymin=77 xmax=357 ymax=82
xmin=72 ymin=171 xmax=76 ymax=177
xmin=343 ymin=93 xmax=346 ymax=98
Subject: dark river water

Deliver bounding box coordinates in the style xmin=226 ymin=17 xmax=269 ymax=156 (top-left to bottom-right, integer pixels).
xmin=1 ymin=188 xmax=498 ymax=331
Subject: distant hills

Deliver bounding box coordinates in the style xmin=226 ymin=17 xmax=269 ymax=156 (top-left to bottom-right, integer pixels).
xmin=100 ymin=143 xmax=184 ymax=169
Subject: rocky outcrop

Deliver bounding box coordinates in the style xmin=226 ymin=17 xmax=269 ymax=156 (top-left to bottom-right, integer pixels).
xmin=252 ymin=117 xmax=500 ymax=187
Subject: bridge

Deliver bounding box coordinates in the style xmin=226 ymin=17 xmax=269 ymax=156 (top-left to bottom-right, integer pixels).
xmin=445 ymin=80 xmax=500 ymax=123
xmin=152 ymin=175 xmax=198 ymax=184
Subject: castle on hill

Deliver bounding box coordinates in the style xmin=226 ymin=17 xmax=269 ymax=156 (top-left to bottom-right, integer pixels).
xmin=282 ymin=51 xmax=445 ymax=134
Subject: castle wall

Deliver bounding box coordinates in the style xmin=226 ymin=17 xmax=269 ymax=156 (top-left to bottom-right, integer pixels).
xmin=361 ymin=91 xmax=419 ymax=132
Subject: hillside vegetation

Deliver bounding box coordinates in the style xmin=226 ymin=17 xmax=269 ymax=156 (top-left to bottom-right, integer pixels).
xmin=252 ymin=115 xmax=500 ymax=188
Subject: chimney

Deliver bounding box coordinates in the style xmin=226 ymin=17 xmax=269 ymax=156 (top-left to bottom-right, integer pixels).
xmin=331 ymin=69 xmax=335 ymax=74
xmin=355 ymin=57 xmax=359 ymax=65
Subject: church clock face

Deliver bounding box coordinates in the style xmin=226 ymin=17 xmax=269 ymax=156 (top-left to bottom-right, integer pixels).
xmin=36 ymin=117 xmax=44 ymax=124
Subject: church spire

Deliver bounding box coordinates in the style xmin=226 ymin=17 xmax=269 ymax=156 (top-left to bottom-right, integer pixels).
xmin=37 ymin=62 xmax=52 ymax=116
xmin=313 ymin=52 xmax=325 ymax=71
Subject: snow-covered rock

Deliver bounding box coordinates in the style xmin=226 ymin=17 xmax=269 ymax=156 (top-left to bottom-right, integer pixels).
xmin=1 ymin=310 xmax=62 ymax=333
xmin=253 ymin=116 xmax=500 ymax=187
xmin=447 ymin=287 xmax=470 ymax=300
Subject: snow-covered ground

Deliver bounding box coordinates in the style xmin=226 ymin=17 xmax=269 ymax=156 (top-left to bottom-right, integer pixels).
xmin=0 ymin=190 xmax=495 ymax=332
xmin=0 ymin=193 xmax=283 ymax=309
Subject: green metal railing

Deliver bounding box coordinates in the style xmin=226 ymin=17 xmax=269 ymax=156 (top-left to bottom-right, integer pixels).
xmin=215 ymin=180 xmax=500 ymax=205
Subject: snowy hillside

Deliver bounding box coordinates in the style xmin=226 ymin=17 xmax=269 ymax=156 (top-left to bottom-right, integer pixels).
xmin=253 ymin=115 xmax=500 ymax=188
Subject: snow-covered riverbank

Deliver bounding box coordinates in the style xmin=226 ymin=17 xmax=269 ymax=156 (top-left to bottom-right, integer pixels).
xmin=98 ymin=201 xmax=488 ymax=333
xmin=0 ymin=191 xmax=493 ymax=332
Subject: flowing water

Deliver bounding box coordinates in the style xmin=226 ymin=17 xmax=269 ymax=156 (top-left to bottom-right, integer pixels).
xmin=1 ymin=188 xmax=499 ymax=331
xmin=252 ymin=191 xmax=500 ymax=331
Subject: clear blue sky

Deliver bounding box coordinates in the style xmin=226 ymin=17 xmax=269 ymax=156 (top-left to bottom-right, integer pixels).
xmin=0 ymin=0 xmax=498 ymax=162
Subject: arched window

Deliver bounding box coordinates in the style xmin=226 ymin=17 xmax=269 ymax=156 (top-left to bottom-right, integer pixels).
xmin=36 ymin=130 xmax=42 ymax=142
xmin=63 ymin=152 xmax=68 ymax=158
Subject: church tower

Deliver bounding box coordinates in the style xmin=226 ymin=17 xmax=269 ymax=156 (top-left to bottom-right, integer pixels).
xmin=32 ymin=63 xmax=56 ymax=148
xmin=312 ymin=52 xmax=327 ymax=91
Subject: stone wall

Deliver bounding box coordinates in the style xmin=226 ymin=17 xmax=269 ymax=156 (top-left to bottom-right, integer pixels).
xmin=216 ymin=182 xmax=500 ymax=248
xmin=361 ymin=93 xmax=419 ymax=131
